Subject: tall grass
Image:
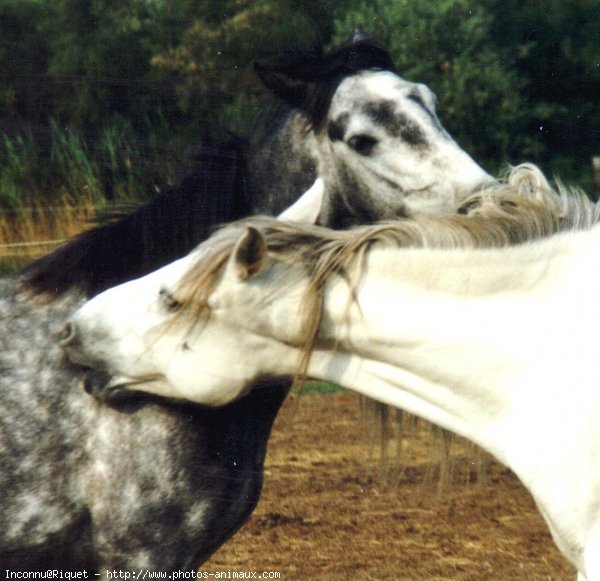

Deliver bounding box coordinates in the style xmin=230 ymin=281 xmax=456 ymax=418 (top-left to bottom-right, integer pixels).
xmin=0 ymin=119 xmax=189 ymax=271
xmin=0 ymin=198 xmax=97 ymax=275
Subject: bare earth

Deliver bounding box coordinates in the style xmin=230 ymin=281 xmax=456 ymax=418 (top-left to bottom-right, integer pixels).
xmin=205 ymin=391 xmax=575 ymax=580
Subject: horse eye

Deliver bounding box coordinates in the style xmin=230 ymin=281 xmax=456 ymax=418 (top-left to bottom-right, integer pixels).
xmin=159 ymin=288 xmax=182 ymax=312
xmin=347 ymin=135 xmax=378 ymax=156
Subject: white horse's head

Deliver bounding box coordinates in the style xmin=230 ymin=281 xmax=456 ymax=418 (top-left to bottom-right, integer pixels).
xmin=60 ymin=223 xmax=307 ymax=406
xmin=60 ymin=176 xmax=600 ymax=580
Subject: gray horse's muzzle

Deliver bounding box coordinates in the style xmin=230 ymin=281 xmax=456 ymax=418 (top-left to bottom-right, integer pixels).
xmin=60 ymin=322 xmax=122 ymax=403
xmin=60 ymin=321 xmax=106 ymax=370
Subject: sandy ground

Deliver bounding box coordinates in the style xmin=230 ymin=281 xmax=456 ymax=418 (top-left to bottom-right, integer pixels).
xmin=205 ymin=390 xmax=575 ymax=580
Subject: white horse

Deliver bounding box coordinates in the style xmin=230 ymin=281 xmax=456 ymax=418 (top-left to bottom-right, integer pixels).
xmin=62 ymin=173 xmax=599 ymax=579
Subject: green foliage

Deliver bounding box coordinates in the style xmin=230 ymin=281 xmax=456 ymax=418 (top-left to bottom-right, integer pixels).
xmin=0 ymin=118 xmax=187 ymax=211
xmin=0 ymin=0 xmax=49 ymax=119
xmin=0 ymin=0 xmax=597 ymax=206
xmin=294 ymin=381 xmax=343 ymax=394
xmin=0 ymin=132 xmax=42 ymax=209
xmin=49 ymin=120 xmax=102 ymax=201
xmin=149 ymin=0 xmax=341 ymax=132
xmin=489 ymin=0 xmax=600 ymax=167
xmin=39 ymin=0 xmax=160 ymax=129
xmin=334 ymin=0 xmax=598 ymax=184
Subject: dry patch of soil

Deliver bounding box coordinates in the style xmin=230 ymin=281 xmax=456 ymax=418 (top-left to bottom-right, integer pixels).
xmin=206 ymin=391 xmax=574 ymax=580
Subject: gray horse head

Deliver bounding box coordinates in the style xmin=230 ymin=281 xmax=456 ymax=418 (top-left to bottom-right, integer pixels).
xmin=253 ymin=36 xmax=493 ymax=228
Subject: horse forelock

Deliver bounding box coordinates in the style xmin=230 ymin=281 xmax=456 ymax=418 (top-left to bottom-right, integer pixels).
xmin=257 ymin=37 xmax=396 ymax=128
xmin=304 ymin=39 xmax=397 ymax=128
xmin=261 ymin=37 xmax=395 ymax=84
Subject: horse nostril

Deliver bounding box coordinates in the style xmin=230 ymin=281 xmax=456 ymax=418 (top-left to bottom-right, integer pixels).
xmin=59 ymin=321 xmax=77 ymax=347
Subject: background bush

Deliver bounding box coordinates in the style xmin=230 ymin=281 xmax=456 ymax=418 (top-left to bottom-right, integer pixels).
xmin=0 ymin=0 xmax=598 ymax=209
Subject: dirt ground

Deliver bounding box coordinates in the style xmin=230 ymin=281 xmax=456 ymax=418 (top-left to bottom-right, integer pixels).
xmin=205 ymin=390 xmax=575 ymax=580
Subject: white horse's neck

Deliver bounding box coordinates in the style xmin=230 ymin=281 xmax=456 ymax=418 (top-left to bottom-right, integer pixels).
xmin=310 ymin=227 xmax=600 ymax=458
xmin=305 ymin=226 xmax=600 ymax=573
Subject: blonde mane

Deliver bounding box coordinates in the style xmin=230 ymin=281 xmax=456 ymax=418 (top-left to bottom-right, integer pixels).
xmin=176 ymin=163 xmax=597 ymax=320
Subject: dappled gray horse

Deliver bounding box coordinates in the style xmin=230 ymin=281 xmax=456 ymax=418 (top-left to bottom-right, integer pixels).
xmin=1 ymin=34 xmax=490 ymax=573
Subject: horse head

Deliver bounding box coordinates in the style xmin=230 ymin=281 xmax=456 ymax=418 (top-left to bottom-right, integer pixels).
xmin=254 ymin=35 xmax=493 ymax=227
xmin=60 ymin=223 xmax=306 ymax=407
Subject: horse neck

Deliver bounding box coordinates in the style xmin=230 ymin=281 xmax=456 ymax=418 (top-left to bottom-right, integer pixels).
xmin=306 ymin=227 xmax=600 ymax=469
xmin=304 ymin=228 xmax=600 ymax=572
xmin=246 ymin=104 xmax=319 ymax=215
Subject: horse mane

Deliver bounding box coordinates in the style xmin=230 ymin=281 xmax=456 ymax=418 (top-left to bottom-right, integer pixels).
xmin=175 ymin=163 xmax=597 ymax=326
xmin=19 ymin=139 xmax=251 ymax=299
xmin=254 ymin=34 xmax=396 ymax=127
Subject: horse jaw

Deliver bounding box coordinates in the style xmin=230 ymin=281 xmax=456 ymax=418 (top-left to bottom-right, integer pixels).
xmin=61 ymin=243 xmax=297 ymax=408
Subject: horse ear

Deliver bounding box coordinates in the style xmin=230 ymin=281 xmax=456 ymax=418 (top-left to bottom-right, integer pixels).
xmin=255 ymin=63 xmax=329 ymax=125
xmin=278 ymin=178 xmax=324 ymax=224
xmin=231 ymin=227 xmax=267 ymax=281
xmin=254 ymin=62 xmax=314 ymax=112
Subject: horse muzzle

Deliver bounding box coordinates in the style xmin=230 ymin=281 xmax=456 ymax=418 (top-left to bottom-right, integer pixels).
xmin=59 ymin=321 xmax=97 ymax=368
